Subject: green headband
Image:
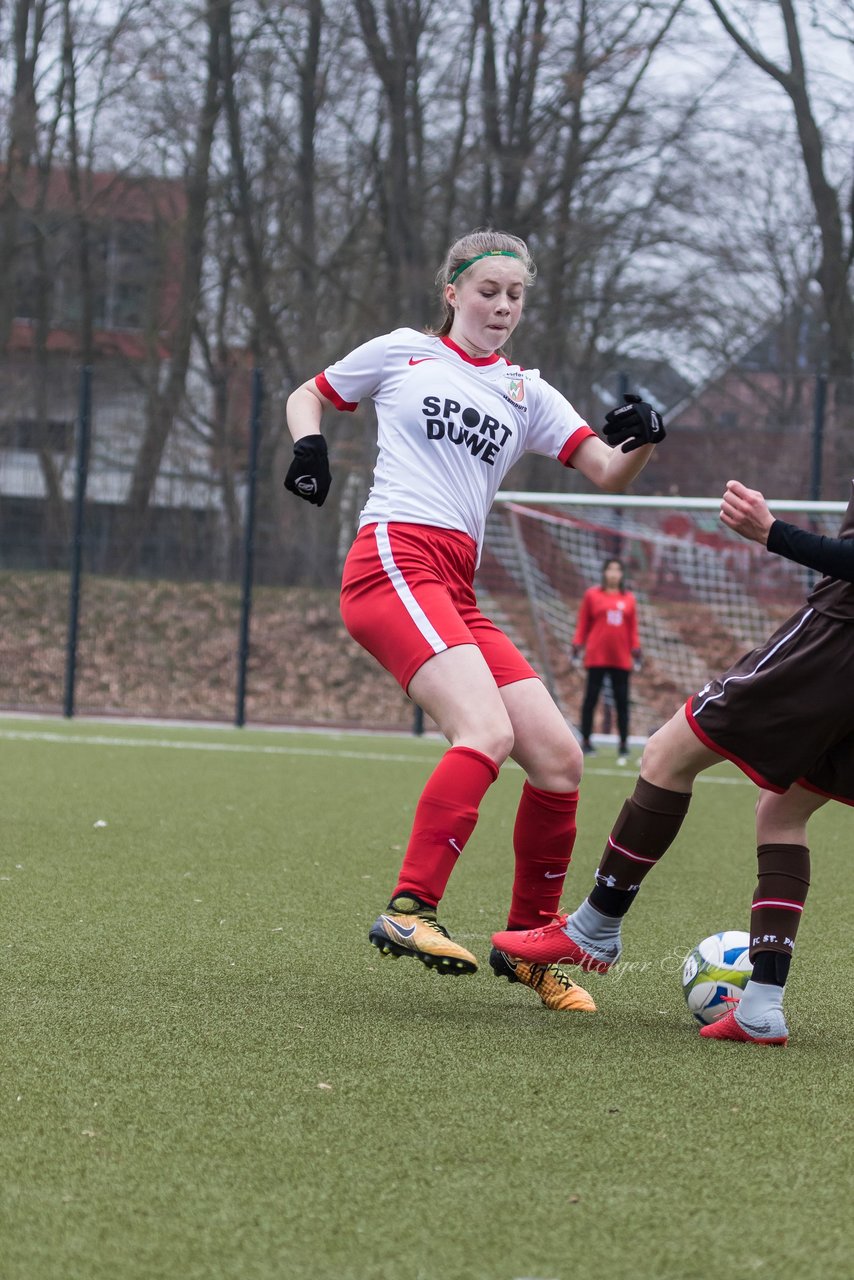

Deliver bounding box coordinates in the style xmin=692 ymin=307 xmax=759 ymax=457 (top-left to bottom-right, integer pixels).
xmin=448 ymin=250 xmax=521 ymax=284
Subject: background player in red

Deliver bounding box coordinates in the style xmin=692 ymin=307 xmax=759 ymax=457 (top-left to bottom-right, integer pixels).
xmin=493 ymin=478 xmax=854 ymax=1043
xmin=572 ymin=557 xmax=641 ymax=764
xmin=284 ymin=228 xmax=665 ymax=1013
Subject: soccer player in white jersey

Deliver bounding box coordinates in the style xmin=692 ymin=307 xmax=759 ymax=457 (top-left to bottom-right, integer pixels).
xmin=284 ymin=229 xmax=666 ymax=1013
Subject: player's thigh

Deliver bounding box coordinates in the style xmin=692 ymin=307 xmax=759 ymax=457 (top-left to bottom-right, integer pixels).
xmin=501 ymin=677 xmax=583 ymax=792
xmin=799 ymin=723 xmax=854 ymax=808
xmin=641 ymin=705 xmax=720 ymax=791
xmin=407 ymin=643 xmax=514 ymax=759
xmin=340 ymin=525 xmax=477 ymax=692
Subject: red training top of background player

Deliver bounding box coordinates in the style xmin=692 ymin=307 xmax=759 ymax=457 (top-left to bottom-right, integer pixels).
xmin=573 ymin=586 xmax=639 ymax=670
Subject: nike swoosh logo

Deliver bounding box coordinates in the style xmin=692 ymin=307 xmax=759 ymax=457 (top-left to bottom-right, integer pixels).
xmin=381 ymin=915 xmax=417 ymax=939
xmin=408 ymin=356 xmax=436 ymax=365
xmin=544 ymin=870 xmax=567 ymax=879
xmin=448 ymin=838 xmax=463 ymax=856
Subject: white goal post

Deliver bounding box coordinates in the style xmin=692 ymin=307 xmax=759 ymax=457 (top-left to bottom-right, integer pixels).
xmin=477 ymin=491 xmax=847 ymax=743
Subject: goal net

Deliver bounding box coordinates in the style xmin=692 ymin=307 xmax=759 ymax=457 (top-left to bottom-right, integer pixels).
xmin=476 ymin=491 xmax=847 ymax=744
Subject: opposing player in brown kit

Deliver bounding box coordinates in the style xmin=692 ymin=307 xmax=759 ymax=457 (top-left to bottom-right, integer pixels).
xmin=493 ymin=478 xmax=854 ymax=1044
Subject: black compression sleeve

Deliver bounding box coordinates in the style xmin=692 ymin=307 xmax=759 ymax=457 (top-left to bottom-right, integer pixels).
xmin=766 ymin=519 xmax=854 ymax=583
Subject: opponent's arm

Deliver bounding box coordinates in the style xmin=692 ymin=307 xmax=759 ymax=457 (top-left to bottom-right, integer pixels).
xmin=720 ymin=479 xmax=854 ymax=583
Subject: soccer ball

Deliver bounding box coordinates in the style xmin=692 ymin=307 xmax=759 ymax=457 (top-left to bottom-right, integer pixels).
xmin=681 ymin=931 xmax=753 ymax=1025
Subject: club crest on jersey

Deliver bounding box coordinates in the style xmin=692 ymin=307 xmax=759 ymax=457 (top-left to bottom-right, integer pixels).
xmin=505 ymin=374 xmax=525 ymax=404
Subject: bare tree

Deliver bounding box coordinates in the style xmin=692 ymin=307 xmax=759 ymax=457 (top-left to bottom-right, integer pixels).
xmin=476 ymin=0 xmax=550 ymax=229
xmin=0 ymin=0 xmax=50 ymax=346
xmin=707 ymin=0 xmax=853 ymax=378
xmin=352 ymin=0 xmax=432 ymax=322
xmin=121 ymin=0 xmax=227 ymax=552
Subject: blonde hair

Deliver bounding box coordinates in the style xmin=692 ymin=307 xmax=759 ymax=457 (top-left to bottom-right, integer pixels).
xmin=433 ymin=229 xmax=536 ymax=336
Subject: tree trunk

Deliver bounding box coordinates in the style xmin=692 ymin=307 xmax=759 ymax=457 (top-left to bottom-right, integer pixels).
xmin=708 ymin=0 xmax=852 ymax=378
xmin=352 ymin=0 xmax=429 ymax=322
xmin=121 ymin=0 xmax=226 ymax=563
xmin=0 ymin=0 xmax=45 ymax=347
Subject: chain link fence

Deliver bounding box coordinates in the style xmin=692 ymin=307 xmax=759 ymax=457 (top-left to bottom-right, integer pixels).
xmin=3 ymin=361 xmax=851 ymax=732
xmin=0 ymin=360 xmax=418 ymax=731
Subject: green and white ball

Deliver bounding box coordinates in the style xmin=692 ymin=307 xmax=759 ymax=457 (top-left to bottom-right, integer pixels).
xmin=681 ymin=931 xmax=752 ymax=1025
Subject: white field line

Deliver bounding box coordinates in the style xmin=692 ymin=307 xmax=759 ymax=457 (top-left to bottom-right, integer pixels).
xmin=0 ymin=728 xmax=439 ymax=767
xmin=0 ymin=726 xmax=751 ymax=784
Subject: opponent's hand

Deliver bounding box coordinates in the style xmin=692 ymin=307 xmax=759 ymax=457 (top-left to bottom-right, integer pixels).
xmin=719 ymin=479 xmax=774 ymax=545
xmin=603 ymin=394 xmax=666 ymax=453
xmin=284 ymin=435 xmax=332 ymax=507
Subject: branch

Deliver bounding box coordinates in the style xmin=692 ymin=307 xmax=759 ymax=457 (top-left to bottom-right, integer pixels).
xmin=706 ymin=0 xmax=794 ymax=90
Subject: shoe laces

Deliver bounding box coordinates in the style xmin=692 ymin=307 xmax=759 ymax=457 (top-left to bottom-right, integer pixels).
xmin=420 ymin=916 xmax=450 ymax=939
xmin=532 ymin=963 xmax=578 ymax=993
xmin=526 ymin=912 xmax=569 ymax=941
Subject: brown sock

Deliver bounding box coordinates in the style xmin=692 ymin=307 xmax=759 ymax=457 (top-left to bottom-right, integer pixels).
xmin=589 ymin=777 xmax=692 ymax=917
xmin=749 ymin=843 xmax=810 ymax=960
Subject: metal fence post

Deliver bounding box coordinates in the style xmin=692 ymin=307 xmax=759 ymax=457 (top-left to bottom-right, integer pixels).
xmin=235 ymin=368 xmax=263 ymax=727
xmin=63 ymin=366 xmax=93 ymax=719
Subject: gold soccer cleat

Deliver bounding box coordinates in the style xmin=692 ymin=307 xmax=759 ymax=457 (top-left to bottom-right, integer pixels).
xmin=369 ymin=902 xmax=478 ymax=975
xmin=489 ymin=947 xmax=597 ymax=1012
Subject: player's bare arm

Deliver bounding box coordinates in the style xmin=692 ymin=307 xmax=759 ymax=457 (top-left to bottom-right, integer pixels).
xmin=571 ymin=393 xmax=664 ymax=491
xmin=571 ymin=433 xmax=656 ymax=492
xmin=719 ymin=479 xmax=774 ymax=545
xmin=283 ymin=380 xmax=332 ymax=506
xmin=286 ymin=379 xmax=326 ymax=442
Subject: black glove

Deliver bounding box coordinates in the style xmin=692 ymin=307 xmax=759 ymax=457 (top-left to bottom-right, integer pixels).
xmin=284 ymin=435 xmax=332 ymax=507
xmin=603 ymin=394 xmax=666 ymax=454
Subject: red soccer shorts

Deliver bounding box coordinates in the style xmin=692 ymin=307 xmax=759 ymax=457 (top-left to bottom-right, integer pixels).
xmin=340 ymin=521 xmax=539 ymax=693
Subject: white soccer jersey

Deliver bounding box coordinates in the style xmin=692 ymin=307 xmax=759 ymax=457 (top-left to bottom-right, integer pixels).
xmin=316 ymin=327 xmax=595 ymax=559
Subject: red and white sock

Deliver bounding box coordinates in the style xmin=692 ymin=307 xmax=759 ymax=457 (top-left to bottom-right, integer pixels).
xmin=392 ymin=745 xmax=499 ymax=907
xmin=506 ymin=782 xmax=579 ymax=930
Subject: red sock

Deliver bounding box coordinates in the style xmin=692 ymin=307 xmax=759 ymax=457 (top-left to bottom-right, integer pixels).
xmin=392 ymin=745 xmax=500 ymax=907
xmin=507 ymin=782 xmax=579 ymax=929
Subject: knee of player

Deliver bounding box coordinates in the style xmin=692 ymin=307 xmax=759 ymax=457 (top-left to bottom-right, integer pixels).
xmin=487 ymin=720 xmax=515 ymax=764
xmin=638 ymin=725 xmax=670 ymax=779
xmin=450 ymin=708 xmax=513 ymax=764
xmin=517 ymin=729 xmax=583 ymax=792
xmin=550 ymin=734 xmax=584 ymax=790
xmin=470 ymin=712 xmax=514 ymax=764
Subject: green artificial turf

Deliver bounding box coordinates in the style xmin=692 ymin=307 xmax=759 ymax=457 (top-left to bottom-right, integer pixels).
xmin=1 ymin=717 xmax=852 ymax=1280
